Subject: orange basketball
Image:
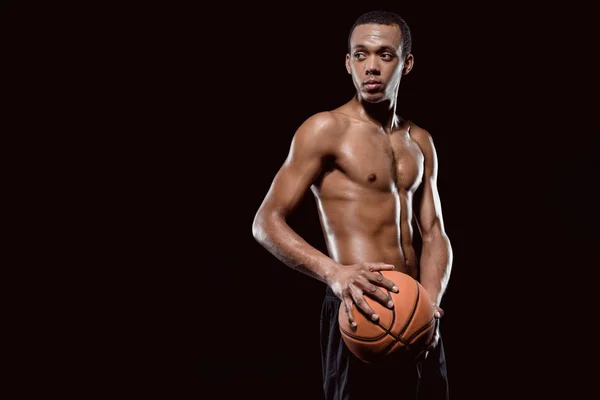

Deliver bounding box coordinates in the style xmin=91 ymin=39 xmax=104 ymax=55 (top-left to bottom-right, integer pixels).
xmin=338 ymin=270 xmax=436 ymax=363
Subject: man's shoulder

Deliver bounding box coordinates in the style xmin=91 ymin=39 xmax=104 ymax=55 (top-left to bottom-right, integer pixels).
xmin=407 ymin=120 xmax=437 ymax=152
xmin=406 ymin=120 xmax=433 ymax=142
xmin=294 ymin=111 xmax=348 ymax=141
xmin=301 ymin=111 xmax=348 ymax=131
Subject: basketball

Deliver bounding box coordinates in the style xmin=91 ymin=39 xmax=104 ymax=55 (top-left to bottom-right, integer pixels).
xmin=338 ymin=270 xmax=436 ymax=363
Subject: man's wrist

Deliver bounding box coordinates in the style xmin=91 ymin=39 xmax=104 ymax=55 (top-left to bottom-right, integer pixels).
xmin=322 ymin=261 xmax=341 ymax=286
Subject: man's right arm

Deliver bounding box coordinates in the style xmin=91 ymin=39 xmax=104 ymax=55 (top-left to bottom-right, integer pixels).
xmin=252 ymin=113 xmax=398 ymax=325
xmin=252 ymin=112 xmax=341 ymax=284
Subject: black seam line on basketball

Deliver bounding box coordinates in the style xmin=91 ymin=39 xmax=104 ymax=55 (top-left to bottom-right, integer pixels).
xmin=339 ymin=306 xmax=400 ymax=341
xmin=406 ymin=280 xmax=421 ymax=335
xmin=339 ymin=271 xmax=397 ymax=342
xmin=406 ymin=317 xmax=436 ymax=343
xmin=340 ymin=274 xmax=424 ymax=347
xmin=340 ymin=274 xmax=420 ymax=346
xmin=340 ymin=323 xmax=410 ymax=345
xmin=375 ymin=282 xmax=425 ymax=353
xmin=392 ymin=279 xmax=420 ymax=339
xmin=370 ymin=279 xmax=421 ymax=348
xmin=371 ymin=286 xmax=410 ymax=345
xmin=343 ymin=275 xmax=419 ymax=342
xmin=339 ymin=291 xmax=396 ymax=342
xmin=350 ymin=280 xmax=427 ymax=352
xmin=379 ymin=280 xmax=420 ymax=346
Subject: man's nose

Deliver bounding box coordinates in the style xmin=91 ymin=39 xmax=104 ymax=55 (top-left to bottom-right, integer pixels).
xmin=365 ymin=57 xmax=380 ymax=75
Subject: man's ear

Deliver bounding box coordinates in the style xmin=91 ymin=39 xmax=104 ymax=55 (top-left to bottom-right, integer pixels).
xmin=402 ymin=53 xmax=414 ymax=75
xmin=345 ymin=53 xmax=351 ymax=74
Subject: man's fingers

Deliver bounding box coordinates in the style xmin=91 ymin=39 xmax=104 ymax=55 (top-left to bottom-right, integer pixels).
xmin=350 ymin=283 xmax=379 ymax=323
xmin=367 ymin=262 xmax=395 ymax=271
xmin=367 ymin=271 xmax=399 ymax=293
xmin=342 ymin=296 xmax=357 ymax=328
xmin=362 ymin=281 xmax=394 ymax=308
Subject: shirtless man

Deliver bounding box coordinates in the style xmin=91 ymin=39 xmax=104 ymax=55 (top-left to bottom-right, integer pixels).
xmin=252 ymin=10 xmax=453 ymax=400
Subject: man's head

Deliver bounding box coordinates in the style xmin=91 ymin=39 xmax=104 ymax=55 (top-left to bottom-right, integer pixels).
xmin=345 ymin=10 xmax=414 ymax=103
xmin=347 ymin=10 xmax=412 ymax=58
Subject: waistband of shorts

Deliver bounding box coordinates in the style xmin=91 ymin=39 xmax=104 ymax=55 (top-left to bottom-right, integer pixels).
xmin=324 ymin=285 xmax=338 ymax=299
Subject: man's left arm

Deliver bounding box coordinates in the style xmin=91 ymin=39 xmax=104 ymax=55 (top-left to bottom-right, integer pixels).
xmin=412 ymin=128 xmax=453 ymax=313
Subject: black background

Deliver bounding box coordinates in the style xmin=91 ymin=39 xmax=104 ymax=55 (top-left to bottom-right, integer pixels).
xmin=3 ymin=1 xmax=597 ymax=399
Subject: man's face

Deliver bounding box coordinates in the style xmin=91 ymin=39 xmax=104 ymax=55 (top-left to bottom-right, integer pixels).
xmin=346 ymin=23 xmax=412 ymax=103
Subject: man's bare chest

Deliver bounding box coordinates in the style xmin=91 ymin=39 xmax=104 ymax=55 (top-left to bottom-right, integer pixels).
xmin=334 ymin=130 xmax=425 ymax=192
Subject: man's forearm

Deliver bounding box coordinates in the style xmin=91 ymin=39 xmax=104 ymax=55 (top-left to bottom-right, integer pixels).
xmin=252 ymin=212 xmax=340 ymax=284
xmin=419 ymin=231 xmax=453 ymax=306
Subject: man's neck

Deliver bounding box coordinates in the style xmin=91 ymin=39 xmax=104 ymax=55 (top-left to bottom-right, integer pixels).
xmin=354 ymin=95 xmax=401 ymax=133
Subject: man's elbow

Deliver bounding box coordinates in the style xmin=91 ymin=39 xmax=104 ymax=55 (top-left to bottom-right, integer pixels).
xmin=252 ymin=209 xmax=281 ymax=244
xmin=252 ymin=211 xmax=266 ymax=243
xmin=420 ymin=218 xmax=449 ymax=244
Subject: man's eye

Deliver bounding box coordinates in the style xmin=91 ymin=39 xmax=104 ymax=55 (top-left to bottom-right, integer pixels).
xmin=354 ymin=53 xmax=365 ymax=59
xmin=381 ymin=53 xmax=394 ymax=60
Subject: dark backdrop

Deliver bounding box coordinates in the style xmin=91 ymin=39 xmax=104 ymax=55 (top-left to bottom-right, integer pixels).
xmin=193 ymin=4 xmax=595 ymax=400
xmin=191 ymin=3 xmax=596 ymax=399
xmin=3 ymin=1 xmax=596 ymax=399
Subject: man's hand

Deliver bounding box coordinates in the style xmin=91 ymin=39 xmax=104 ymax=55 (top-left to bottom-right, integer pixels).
xmin=328 ymin=262 xmax=399 ymax=327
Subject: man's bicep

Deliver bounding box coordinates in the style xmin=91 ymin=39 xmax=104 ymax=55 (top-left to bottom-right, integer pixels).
xmin=413 ymin=130 xmax=445 ymax=238
xmin=260 ymin=155 xmax=324 ymax=217
xmin=258 ymin=114 xmax=336 ymax=218
xmin=415 ymin=175 xmax=444 ymax=238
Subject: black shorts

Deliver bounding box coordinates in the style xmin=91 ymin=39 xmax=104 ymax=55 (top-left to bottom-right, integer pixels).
xmin=320 ymin=287 xmax=449 ymax=400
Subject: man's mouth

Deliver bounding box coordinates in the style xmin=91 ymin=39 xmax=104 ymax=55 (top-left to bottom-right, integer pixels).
xmin=364 ymin=80 xmax=382 ymax=90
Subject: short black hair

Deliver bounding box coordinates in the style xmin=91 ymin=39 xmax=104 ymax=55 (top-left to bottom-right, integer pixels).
xmin=347 ymin=10 xmax=412 ymax=58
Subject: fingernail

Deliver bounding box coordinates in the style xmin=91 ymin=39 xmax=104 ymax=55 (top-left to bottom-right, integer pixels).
xmin=351 ymin=321 xmax=357 ymax=327
xmin=371 ymin=314 xmax=379 ymax=321
xmin=388 ymin=301 xmax=394 ymax=308
xmin=393 ymin=286 xmax=398 ymax=292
